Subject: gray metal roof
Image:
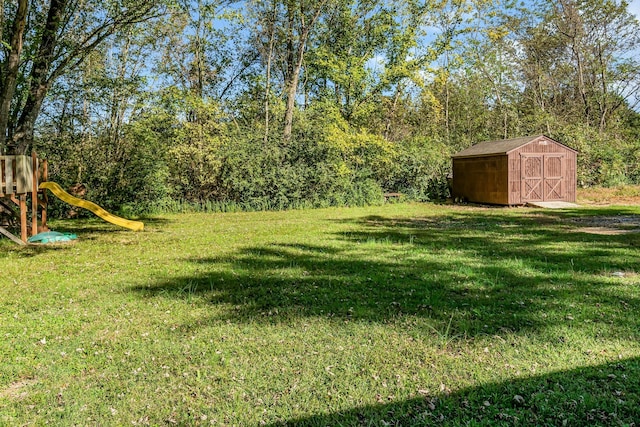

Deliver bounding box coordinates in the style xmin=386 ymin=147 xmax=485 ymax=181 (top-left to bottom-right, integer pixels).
xmin=452 ymin=135 xmax=575 ymax=158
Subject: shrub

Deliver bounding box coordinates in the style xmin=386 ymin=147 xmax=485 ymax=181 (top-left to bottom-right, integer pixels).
xmin=385 ymin=136 xmax=452 ymax=201
xmin=552 ymin=125 xmax=630 ymax=187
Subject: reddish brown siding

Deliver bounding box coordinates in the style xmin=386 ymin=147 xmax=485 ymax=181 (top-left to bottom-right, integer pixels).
xmin=565 ymin=150 xmax=577 ymax=202
xmin=514 ymin=138 xmax=566 ymax=154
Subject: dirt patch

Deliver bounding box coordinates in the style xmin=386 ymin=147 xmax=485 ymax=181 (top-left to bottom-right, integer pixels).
xmin=0 ymin=378 xmax=37 ymax=400
xmin=603 ymin=271 xmax=638 ymax=279
xmin=577 ymin=227 xmax=639 ymax=235
xmin=570 ymin=215 xmax=640 ymax=235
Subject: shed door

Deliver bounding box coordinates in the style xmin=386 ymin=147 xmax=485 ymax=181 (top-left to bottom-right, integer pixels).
xmin=521 ymin=154 xmax=564 ymax=202
xmin=521 ymin=155 xmax=543 ymax=201
xmin=543 ymin=155 xmax=563 ymax=201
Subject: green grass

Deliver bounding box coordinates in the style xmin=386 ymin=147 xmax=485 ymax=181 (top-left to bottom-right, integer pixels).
xmin=1 ymin=203 xmax=639 ymax=425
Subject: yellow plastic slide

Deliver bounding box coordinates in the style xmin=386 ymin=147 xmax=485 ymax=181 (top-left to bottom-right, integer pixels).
xmin=40 ymin=181 xmax=144 ymax=232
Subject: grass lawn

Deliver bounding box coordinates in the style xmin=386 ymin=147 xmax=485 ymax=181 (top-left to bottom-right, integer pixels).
xmin=1 ymin=201 xmax=639 ymax=425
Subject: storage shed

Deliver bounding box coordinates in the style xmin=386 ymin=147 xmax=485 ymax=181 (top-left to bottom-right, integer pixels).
xmin=451 ymin=135 xmax=577 ymax=205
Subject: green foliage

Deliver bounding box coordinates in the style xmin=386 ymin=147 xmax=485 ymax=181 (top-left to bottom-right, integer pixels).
xmin=552 ymin=125 xmax=632 ymax=187
xmin=386 ymin=136 xmax=452 ymax=201
xmin=37 ymin=113 xmax=171 ymax=215
xmin=166 ymin=99 xmax=227 ymax=202
xmin=106 ymin=100 xmax=392 ymax=212
xmin=25 ymin=0 xmax=640 ymax=215
xmin=118 ymin=115 xmax=172 ymax=213
xmin=211 ymin=103 xmax=389 ymax=209
xmin=321 ymin=111 xmax=396 ymax=183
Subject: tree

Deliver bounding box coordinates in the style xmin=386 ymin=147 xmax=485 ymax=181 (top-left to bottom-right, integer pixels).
xmin=0 ymin=0 xmax=162 ymax=154
xmin=281 ymin=0 xmax=330 ymax=143
xmin=0 ymin=0 xmax=28 ymax=147
xmin=306 ymin=0 xmax=440 ymax=131
xmin=518 ymin=0 xmax=640 ymax=132
xmin=259 ymin=0 xmax=278 ymax=145
xmin=556 ymin=0 xmax=640 ymax=130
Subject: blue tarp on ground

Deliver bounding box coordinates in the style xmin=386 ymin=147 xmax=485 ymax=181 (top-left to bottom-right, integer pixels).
xmin=27 ymin=231 xmax=77 ymax=244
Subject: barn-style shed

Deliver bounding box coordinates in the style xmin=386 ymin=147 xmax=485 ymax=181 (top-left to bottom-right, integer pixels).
xmin=451 ymin=135 xmax=577 ymax=205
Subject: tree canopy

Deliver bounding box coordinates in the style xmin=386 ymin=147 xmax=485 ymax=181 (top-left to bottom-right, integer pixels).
xmin=3 ymin=0 xmax=640 ymax=212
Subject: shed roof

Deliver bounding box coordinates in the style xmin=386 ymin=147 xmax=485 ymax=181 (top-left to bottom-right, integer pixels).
xmin=452 ymin=135 xmax=577 ymax=159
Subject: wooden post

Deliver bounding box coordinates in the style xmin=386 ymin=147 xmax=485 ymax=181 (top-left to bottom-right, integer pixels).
xmin=20 ymin=194 xmax=27 ymax=242
xmin=0 ymin=157 xmax=5 ymax=196
xmin=40 ymin=159 xmax=48 ymax=230
xmin=31 ymin=152 xmax=38 ymax=237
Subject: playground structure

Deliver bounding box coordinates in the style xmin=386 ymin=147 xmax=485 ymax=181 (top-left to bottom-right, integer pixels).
xmin=0 ymin=153 xmax=46 ymax=244
xmin=0 ymin=153 xmax=143 ymax=245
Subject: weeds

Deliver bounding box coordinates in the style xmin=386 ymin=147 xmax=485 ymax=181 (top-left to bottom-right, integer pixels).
xmin=427 ymin=312 xmax=461 ymax=351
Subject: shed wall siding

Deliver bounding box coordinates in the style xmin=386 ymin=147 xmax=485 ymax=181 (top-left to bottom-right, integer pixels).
xmin=566 ymin=151 xmax=577 ymax=202
xmin=516 ymin=138 xmax=566 ymax=154
xmin=508 ymin=154 xmax=521 ymax=204
xmin=452 ymin=155 xmax=509 ymax=204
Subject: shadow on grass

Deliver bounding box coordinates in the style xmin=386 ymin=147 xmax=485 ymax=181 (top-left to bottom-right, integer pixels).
xmin=0 ymin=241 xmax=76 ymax=257
xmin=42 ymin=216 xmax=171 ymax=238
xmin=266 ymin=356 xmax=640 ymax=426
xmin=1 ymin=216 xmax=167 ymax=251
xmin=130 ymin=206 xmax=640 ymax=339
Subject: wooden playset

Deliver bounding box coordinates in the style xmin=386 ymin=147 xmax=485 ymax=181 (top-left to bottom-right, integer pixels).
xmin=0 ymin=153 xmax=49 ymax=244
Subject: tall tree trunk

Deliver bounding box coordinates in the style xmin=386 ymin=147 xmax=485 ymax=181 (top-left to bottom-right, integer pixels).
xmin=0 ymin=0 xmax=5 ymax=36
xmin=109 ymin=35 xmax=132 ymax=148
xmin=282 ymin=0 xmax=298 ymax=144
xmin=384 ymin=85 xmax=403 ymax=140
xmin=443 ymin=52 xmax=451 ymax=143
xmin=264 ymin=0 xmax=277 ymax=146
xmin=282 ymin=43 xmax=306 ymax=144
xmin=285 ymin=0 xmax=295 ymax=88
xmin=282 ymin=1 xmax=325 ymax=144
xmin=12 ymin=0 xmax=68 ymax=155
xmin=0 ymin=0 xmax=28 ymax=153
xmin=557 ymin=0 xmax=590 ymax=126
xmin=537 ymin=73 xmax=552 ymax=135
xmin=572 ymin=44 xmax=590 ymax=125
xmin=596 ymin=43 xmax=609 ymax=132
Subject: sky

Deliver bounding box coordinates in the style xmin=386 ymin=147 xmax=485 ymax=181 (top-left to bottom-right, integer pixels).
xmin=630 ymin=0 xmax=640 ymax=17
